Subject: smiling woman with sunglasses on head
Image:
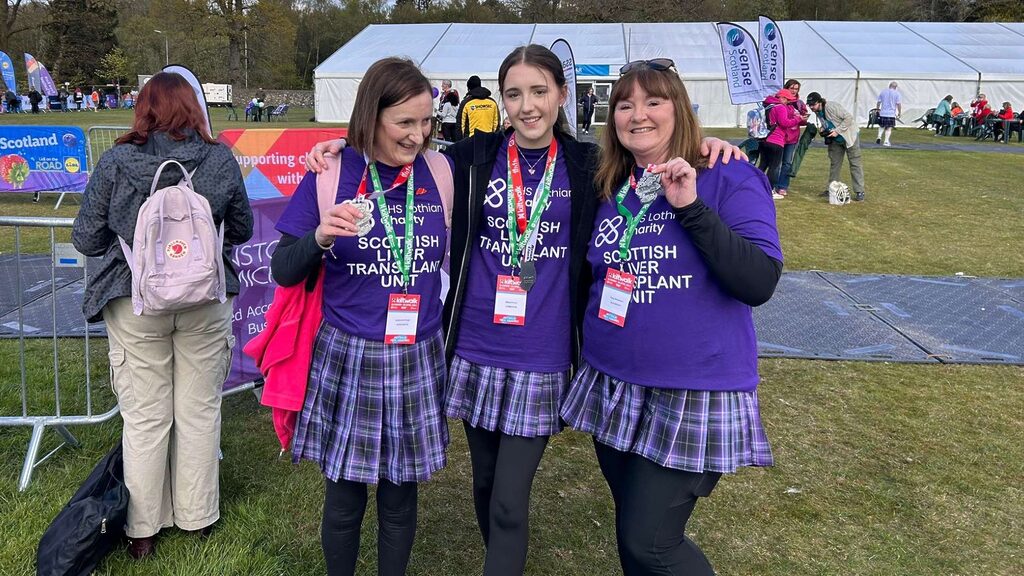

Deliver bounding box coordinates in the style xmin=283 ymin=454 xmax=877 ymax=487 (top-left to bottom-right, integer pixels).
xmin=560 ymin=60 xmax=783 ymax=575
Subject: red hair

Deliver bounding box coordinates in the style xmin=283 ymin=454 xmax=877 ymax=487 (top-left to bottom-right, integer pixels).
xmin=116 ymin=72 xmax=216 ymax=145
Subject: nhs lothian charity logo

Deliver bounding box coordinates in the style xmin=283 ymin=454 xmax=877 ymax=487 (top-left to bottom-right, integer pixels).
xmin=594 ymin=216 xmax=624 ymax=248
xmin=727 ymin=29 xmax=745 ymax=47
xmin=764 ymin=24 xmax=777 ymax=41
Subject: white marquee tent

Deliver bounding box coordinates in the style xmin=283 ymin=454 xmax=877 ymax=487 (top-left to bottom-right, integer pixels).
xmin=314 ymin=21 xmax=1024 ymax=127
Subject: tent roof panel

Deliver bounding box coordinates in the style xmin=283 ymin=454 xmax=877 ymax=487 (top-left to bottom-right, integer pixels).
xmin=530 ymin=23 xmax=627 ymax=64
xmin=419 ymin=23 xmax=536 ymax=77
xmin=315 ymin=23 xmax=450 ymax=77
xmin=806 ymin=21 xmax=977 ymax=79
xmin=625 ymin=23 xmax=723 ymax=77
xmin=903 ymin=22 xmax=1024 ymax=78
xmin=738 ymin=20 xmax=858 ymax=77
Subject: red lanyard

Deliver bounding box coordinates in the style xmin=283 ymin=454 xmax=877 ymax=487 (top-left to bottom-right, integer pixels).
xmin=506 ymin=132 xmax=558 ymax=234
xmin=356 ymin=161 xmax=413 ymax=198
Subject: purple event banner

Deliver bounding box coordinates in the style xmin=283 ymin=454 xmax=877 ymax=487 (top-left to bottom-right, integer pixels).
xmin=225 ymin=196 xmax=289 ymax=389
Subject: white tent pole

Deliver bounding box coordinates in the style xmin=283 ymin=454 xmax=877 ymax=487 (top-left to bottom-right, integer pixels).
xmin=420 ymin=22 xmax=453 ymax=67
xmin=623 ymin=24 xmax=630 ymax=64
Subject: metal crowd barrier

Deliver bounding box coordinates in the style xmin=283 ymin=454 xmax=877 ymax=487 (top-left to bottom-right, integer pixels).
xmin=54 ymin=126 xmax=131 ymax=210
xmin=0 ymin=216 xmax=116 ymax=492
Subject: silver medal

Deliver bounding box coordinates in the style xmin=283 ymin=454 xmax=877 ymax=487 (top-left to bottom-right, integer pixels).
xmin=519 ymin=260 xmax=537 ymax=292
xmin=635 ymin=171 xmax=663 ymax=204
xmin=343 ymin=198 xmax=375 ymax=237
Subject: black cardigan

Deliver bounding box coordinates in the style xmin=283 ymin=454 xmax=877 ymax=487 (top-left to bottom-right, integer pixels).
xmin=441 ymin=130 xmax=600 ymax=370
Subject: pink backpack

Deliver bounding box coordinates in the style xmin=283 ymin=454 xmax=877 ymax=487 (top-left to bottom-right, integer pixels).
xmin=118 ymin=159 xmax=226 ymax=316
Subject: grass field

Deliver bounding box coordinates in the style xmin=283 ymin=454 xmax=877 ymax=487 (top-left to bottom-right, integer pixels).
xmin=0 ymin=114 xmax=1023 ymax=575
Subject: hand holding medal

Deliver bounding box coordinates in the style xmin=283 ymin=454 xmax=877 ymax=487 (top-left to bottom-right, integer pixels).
xmin=316 ymin=201 xmax=368 ymax=244
xmin=646 ymin=157 xmax=697 ymax=209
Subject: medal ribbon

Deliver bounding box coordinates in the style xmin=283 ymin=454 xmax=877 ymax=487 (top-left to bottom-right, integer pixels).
xmin=368 ymin=163 xmax=416 ymax=290
xmin=615 ymin=171 xmax=655 ymax=261
xmin=358 ymin=161 xmax=412 ymax=199
xmin=506 ymin=132 xmax=559 ymax=268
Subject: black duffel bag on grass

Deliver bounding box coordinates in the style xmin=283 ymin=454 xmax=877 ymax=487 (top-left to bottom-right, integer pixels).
xmin=37 ymin=441 xmax=128 ymax=576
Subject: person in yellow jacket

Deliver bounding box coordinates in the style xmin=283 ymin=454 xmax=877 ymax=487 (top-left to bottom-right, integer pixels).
xmin=456 ymin=75 xmax=499 ymax=139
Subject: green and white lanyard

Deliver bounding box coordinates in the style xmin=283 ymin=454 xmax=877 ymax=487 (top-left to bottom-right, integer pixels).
xmin=368 ymin=162 xmax=415 ymax=291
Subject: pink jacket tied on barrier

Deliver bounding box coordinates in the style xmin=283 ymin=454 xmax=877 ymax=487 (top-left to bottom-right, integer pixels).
xmin=764 ymin=94 xmax=803 ymax=147
xmin=244 ymin=148 xmax=454 ymax=452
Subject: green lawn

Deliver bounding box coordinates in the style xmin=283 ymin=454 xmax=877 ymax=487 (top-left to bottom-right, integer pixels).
xmin=1 ymin=116 xmax=1023 ymax=575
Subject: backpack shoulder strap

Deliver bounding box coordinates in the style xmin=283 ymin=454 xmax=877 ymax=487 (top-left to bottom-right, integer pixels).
xmin=423 ymin=149 xmax=453 ymax=228
xmin=315 ymin=152 xmax=342 ymax=218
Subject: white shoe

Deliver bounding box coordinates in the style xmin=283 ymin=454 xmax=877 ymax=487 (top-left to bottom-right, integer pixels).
xmin=883 ymin=142 xmax=891 ymax=147
xmin=772 ymin=192 xmax=785 ymax=200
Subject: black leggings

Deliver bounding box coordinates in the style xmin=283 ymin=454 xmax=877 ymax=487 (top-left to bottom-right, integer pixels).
xmin=595 ymin=440 xmax=722 ymax=576
xmin=463 ymin=421 xmax=549 ymax=576
xmin=322 ymin=476 xmax=418 ymax=576
xmin=757 ymin=141 xmax=784 ymax=191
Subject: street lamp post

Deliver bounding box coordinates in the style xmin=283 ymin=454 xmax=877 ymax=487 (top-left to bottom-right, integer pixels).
xmin=154 ymin=29 xmax=169 ymax=66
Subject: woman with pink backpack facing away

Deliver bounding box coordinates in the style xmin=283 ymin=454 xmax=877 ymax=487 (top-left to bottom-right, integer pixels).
xmin=757 ymin=88 xmax=803 ymax=199
xmin=71 ymin=72 xmax=253 ymax=560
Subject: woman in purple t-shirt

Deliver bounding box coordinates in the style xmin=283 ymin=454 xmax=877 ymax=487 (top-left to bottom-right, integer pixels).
xmin=560 ymin=60 xmax=784 ymax=575
xmin=304 ymin=49 xmax=743 ymax=575
xmin=271 ymin=57 xmax=452 ymax=576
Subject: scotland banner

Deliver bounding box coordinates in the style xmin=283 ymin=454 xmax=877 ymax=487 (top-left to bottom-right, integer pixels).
xmin=0 ymin=51 xmax=16 ymax=93
xmin=716 ymin=22 xmax=764 ymax=105
xmin=550 ymin=39 xmax=578 ymax=138
xmin=24 ymin=53 xmax=41 ymax=91
xmin=0 ymin=126 xmax=88 ymax=193
xmin=39 ymin=63 xmax=59 ymax=97
xmin=758 ymin=16 xmax=785 ymax=96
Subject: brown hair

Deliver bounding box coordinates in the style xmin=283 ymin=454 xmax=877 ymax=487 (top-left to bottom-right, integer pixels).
xmin=116 ymin=72 xmax=217 ymax=145
xmin=595 ymin=68 xmax=706 ymax=200
xmin=784 ymin=79 xmax=801 ymax=90
xmin=347 ymin=57 xmax=432 ymax=159
xmin=498 ymin=44 xmax=571 ymax=137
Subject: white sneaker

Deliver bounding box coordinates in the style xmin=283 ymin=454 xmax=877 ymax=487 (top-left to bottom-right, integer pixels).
xmin=772 ymin=192 xmax=785 ymax=200
xmin=883 ymin=142 xmax=891 ymax=147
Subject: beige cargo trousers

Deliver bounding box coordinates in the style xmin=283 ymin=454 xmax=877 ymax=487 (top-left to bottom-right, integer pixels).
xmin=103 ymin=297 xmax=235 ymax=539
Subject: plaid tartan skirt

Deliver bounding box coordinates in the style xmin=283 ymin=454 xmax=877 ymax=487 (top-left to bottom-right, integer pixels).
xmin=878 ymin=115 xmax=897 ymax=128
xmin=291 ymin=323 xmax=449 ymax=485
xmin=560 ymin=361 xmax=773 ymax=474
xmin=445 ymin=355 xmax=568 ymax=438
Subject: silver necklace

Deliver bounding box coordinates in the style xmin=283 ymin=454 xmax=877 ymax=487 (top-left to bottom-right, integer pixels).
xmin=516 ymin=144 xmax=545 ymax=175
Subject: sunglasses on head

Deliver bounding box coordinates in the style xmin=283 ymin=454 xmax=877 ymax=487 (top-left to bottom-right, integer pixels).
xmin=619 ymin=58 xmax=676 ymax=75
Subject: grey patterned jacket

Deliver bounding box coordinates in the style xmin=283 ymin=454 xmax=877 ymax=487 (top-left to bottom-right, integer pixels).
xmin=72 ymin=131 xmax=253 ymax=322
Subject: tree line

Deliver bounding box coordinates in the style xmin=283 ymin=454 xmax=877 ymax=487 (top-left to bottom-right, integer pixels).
xmin=2 ymin=0 xmax=1022 ymax=91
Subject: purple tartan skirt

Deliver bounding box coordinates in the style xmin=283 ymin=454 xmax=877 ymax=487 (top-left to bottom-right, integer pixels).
xmin=445 ymin=355 xmax=568 ymax=437
xmin=292 ymin=323 xmax=449 ymax=485
xmin=878 ymin=115 xmax=897 ymax=128
xmin=560 ymin=361 xmax=773 ymax=474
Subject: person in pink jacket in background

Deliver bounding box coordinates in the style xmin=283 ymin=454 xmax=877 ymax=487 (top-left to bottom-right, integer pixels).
xmin=757 ymin=89 xmax=802 ymax=199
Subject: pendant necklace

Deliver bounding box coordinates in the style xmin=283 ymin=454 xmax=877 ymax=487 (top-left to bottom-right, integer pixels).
xmin=515 ymin=144 xmax=545 ymax=175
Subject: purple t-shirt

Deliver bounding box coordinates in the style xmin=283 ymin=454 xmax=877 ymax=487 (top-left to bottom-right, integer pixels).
xmin=454 ymin=136 xmax=573 ymax=372
xmin=582 ymin=161 xmax=783 ymax=391
xmin=275 ymin=152 xmax=448 ymax=341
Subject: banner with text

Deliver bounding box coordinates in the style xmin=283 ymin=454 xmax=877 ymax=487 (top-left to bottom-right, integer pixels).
xmin=39 ymin=63 xmax=58 ymax=97
xmin=0 ymin=126 xmax=88 ymax=193
xmin=758 ymin=16 xmax=785 ymax=97
xmin=217 ymin=128 xmax=347 ymax=389
xmin=550 ymin=39 xmax=578 ymax=138
xmin=0 ymin=51 xmax=16 ymax=93
xmin=23 ymin=53 xmax=41 ymax=92
xmin=716 ymin=22 xmax=765 ymax=105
